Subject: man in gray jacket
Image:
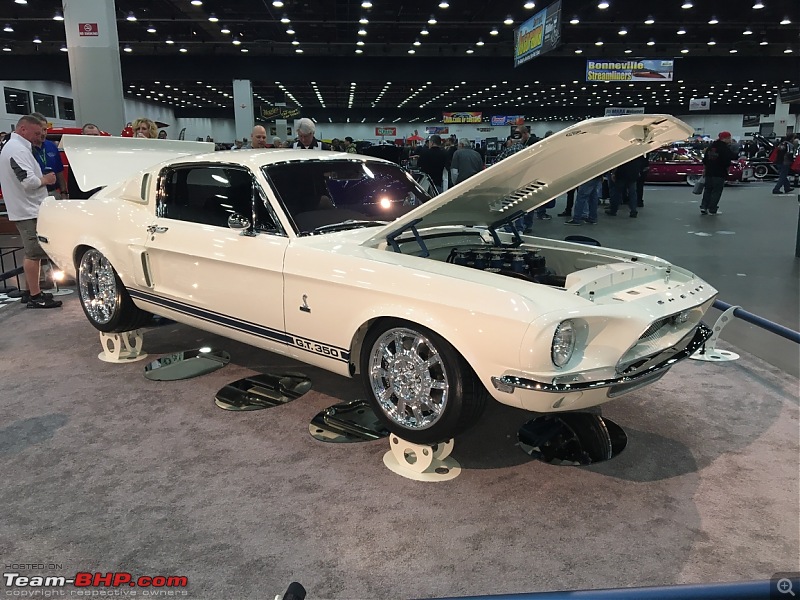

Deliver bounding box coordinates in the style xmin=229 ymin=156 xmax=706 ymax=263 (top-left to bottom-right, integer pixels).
xmin=449 ymin=138 xmax=483 ymax=185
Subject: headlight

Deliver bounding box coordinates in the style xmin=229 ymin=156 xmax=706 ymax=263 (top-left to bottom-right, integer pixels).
xmin=551 ymin=320 xmax=576 ymax=368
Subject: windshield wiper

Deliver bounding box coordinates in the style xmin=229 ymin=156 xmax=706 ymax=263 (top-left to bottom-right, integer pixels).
xmin=311 ymin=220 xmax=387 ymax=234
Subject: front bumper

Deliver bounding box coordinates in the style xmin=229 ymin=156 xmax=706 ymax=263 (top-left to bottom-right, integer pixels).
xmin=491 ymin=323 xmax=712 ymax=397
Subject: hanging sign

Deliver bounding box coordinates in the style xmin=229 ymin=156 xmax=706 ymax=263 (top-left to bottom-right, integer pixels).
xmin=442 ymin=112 xmax=481 ymax=124
xmin=375 ymin=127 xmax=397 ymax=136
xmin=586 ymin=59 xmax=674 ymax=82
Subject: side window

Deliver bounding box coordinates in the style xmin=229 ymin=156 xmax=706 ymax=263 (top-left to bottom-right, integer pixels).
xmin=158 ymin=166 xmax=254 ymax=228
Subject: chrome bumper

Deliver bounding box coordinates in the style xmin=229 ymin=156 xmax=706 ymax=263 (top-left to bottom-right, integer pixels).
xmin=492 ymin=323 xmax=712 ymax=396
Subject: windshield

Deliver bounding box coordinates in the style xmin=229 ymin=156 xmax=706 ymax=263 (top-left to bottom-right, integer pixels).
xmin=262 ymin=159 xmax=431 ymax=234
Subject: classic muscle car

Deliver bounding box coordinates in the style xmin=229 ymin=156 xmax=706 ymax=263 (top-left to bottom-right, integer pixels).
xmin=646 ymin=148 xmax=753 ymax=185
xmin=38 ymin=115 xmax=717 ymax=445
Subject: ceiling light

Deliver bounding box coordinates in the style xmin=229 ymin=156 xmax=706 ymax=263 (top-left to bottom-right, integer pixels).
xmin=147 ymin=24 xmax=157 ymax=33
xmin=729 ymin=49 xmax=738 ymax=53
xmin=681 ymin=0 xmax=692 ymax=8
xmin=179 ymin=47 xmax=187 ymax=53
xmin=708 ymin=16 xmax=718 ymax=24
xmin=355 ymin=48 xmax=363 ymax=54
xmin=3 ymin=24 xmax=13 ymax=32
xmin=439 ymin=1 xmax=449 ymax=7
xmin=358 ymin=28 xmax=367 ymax=35
xmin=165 ymin=37 xmax=174 ymax=44
xmin=123 ymin=45 xmax=132 ymax=52
xmin=356 ymin=40 xmax=364 ymax=46
xmin=570 ymin=16 xmax=580 ymax=24
xmin=785 ymin=48 xmax=793 ymax=53
xmin=208 ymin=14 xmax=218 ymax=22
xmin=618 ymin=27 xmax=627 ymax=35
xmin=14 ymin=0 xmax=27 ymax=4
xmin=743 ymin=27 xmax=753 ymax=35
xmin=126 ymin=11 xmax=136 ymax=21
xmin=780 ymin=17 xmax=791 ymax=25
xmin=291 ymin=40 xmax=299 ymax=45
xmin=407 ymin=49 xmax=415 ymax=54
xmin=272 ymin=0 xmax=284 ymax=7
xmin=232 ymin=37 xmax=241 ymax=45
xmin=190 ymin=0 xmax=202 ymax=4
xmin=598 ymin=0 xmax=609 ymax=8
xmin=286 ymin=28 xmax=295 ymax=34
xmin=707 ymin=38 xmax=716 ymax=45
xmin=524 ymin=1 xmax=536 ymax=8
xmin=428 ymin=16 xmax=437 ymax=25
xmin=476 ymin=38 xmax=484 ymax=46
xmin=32 ymin=35 xmax=41 ymax=43
xmin=59 ymin=45 xmax=68 ymax=52
xmin=359 ymin=17 xmax=369 ymax=24
xmin=760 ymin=39 xmax=768 ymax=45
xmin=413 ymin=39 xmax=421 ymax=46
xmin=595 ymin=38 xmax=603 ymax=46
xmin=574 ymin=48 xmax=583 ymax=54
xmin=647 ymin=38 xmax=655 ymax=46
xmin=3 ymin=45 xmax=11 ymax=51
xmin=295 ymin=48 xmax=303 ymax=53
xmin=280 ymin=16 xmax=290 ymax=23
xmin=680 ymin=47 xmax=689 ymax=53
xmin=677 ymin=27 xmax=686 ymax=34
xmin=490 ymin=27 xmax=499 ymax=35
xmin=361 ymin=1 xmax=373 ymax=7
xmin=241 ymin=48 xmax=248 ymax=53
xmin=504 ymin=15 xmax=514 ymax=25
xmin=644 ymin=15 xmax=655 ymax=24
xmin=466 ymin=49 xmax=474 ymax=54
xmin=53 ymin=10 xmax=64 ymax=21
xmin=752 ymin=0 xmax=764 ymax=8
xmin=420 ymin=28 xmax=429 ymax=35
xmin=220 ymin=26 xmax=231 ymax=34
xmin=624 ymin=48 xmax=632 ymax=54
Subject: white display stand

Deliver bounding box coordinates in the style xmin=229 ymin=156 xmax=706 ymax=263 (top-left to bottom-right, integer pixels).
xmin=382 ymin=435 xmax=461 ymax=481
xmin=690 ymin=305 xmax=740 ymax=362
xmin=98 ymin=330 xmax=148 ymax=363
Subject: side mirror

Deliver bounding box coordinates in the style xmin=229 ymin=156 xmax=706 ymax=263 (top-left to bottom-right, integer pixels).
xmin=227 ymin=212 xmax=252 ymax=234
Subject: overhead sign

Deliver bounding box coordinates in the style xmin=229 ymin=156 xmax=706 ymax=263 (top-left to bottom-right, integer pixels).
xmin=491 ymin=115 xmax=525 ymax=126
xmin=442 ymin=112 xmax=481 ymax=124
xmin=78 ymin=23 xmax=99 ymax=37
xmin=689 ymin=97 xmax=711 ymax=111
xmin=426 ymin=126 xmax=450 ymax=135
xmin=375 ymin=127 xmax=397 ymax=136
xmin=260 ymin=106 xmax=300 ymax=120
xmin=742 ymin=115 xmax=760 ymax=127
xmin=514 ymin=0 xmax=562 ymax=67
xmin=604 ymin=107 xmax=645 ymax=116
xmin=779 ymin=85 xmax=800 ymax=104
xmin=586 ymin=59 xmax=674 ymax=82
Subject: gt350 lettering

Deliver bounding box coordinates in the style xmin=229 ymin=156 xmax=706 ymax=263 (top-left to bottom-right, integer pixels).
xmin=294 ymin=338 xmax=340 ymax=358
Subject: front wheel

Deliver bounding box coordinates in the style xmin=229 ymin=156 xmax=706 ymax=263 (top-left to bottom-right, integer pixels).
xmin=685 ymin=173 xmax=703 ymax=186
xmin=77 ymin=248 xmax=151 ymax=333
xmin=360 ymin=320 xmax=487 ymax=444
xmin=753 ymin=164 xmax=770 ymax=179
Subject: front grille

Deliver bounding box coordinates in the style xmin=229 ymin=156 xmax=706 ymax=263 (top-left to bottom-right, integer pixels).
xmin=639 ymin=317 xmax=670 ymax=342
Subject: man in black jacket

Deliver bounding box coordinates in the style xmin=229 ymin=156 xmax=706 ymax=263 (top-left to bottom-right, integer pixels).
xmin=701 ymin=131 xmax=736 ymax=215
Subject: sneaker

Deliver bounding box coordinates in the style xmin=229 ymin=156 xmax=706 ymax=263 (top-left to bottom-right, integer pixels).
xmin=564 ymin=219 xmax=583 ymax=225
xmin=629 ymin=212 xmax=638 ymax=218
xmin=557 ymin=211 xmax=572 ymax=217
xmin=27 ymin=293 xmax=62 ymax=309
xmin=700 ymin=209 xmax=708 ymax=215
xmin=537 ymin=213 xmax=552 ymax=220
xmin=583 ymin=218 xmax=597 ymax=224
xmin=20 ymin=290 xmax=54 ymax=303
xmin=709 ymin=211 xmax=721 ymax=215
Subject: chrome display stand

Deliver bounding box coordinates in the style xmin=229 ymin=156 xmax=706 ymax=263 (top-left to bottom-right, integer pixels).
xmin=690 ymin=305 xmax=740 ymax=362
xmin=97 ymin=330 xmax=148 ymax=363
xmin=382 ymin=435 xmax=461 ymax=481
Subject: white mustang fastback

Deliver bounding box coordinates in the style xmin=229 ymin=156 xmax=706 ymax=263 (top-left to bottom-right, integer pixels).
xmin=38 ymin=115 xmax=716 ymax=444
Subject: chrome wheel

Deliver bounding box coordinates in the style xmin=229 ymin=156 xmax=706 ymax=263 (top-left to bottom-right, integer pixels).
xmin=79 ymin=249 xmax=118 ymax=325
xmin=367 ymin=327 xmax=449 ymax=431
xmin=686 ymin=173 xmax=702 ymax=186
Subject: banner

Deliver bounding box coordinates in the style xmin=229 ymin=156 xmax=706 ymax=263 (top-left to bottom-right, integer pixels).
xmin=260 ymin=106 xmax=300 ymax=120
xmin=375 ymin=126 xmax=397 ymax=136
xmin=442 ymin=113 xmax=481 ymax=124
xmin=586 ymin=59 xmax=674 ymax=82
xmin=604 ymin=107 xmax=645 ymax=117
xmin=491 ymin=115 xmax=525 ymax=126
xmin=689 ymin=98 xmax=711 ymax=111
xmin=514 ymin=0 xmax=562 ymax=67
xmin=426 ymin=126 xmax=450 ymax=135
xmin=742 ymin=115 xmax=760 ymax=127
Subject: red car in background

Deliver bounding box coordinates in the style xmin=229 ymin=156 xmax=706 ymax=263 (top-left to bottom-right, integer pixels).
xmin=646 ymin=148 xmax=753 ymax=186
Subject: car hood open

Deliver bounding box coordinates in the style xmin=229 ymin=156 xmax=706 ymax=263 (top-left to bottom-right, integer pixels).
xmin=361 ymin=114 xmax=692 ymax=246
xmin=61 ymin=135 xmax=214 ymax=192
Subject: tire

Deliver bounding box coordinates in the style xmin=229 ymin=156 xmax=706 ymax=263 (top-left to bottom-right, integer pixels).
xmin=685 ymin=173 xmax=703 ymax=186
xmin=753 ymin=164 xmax=769 ymax=179
xmin=360 ymin=319 xmax=488 ymax=444
xmin=77 ymin=248 xmax=151 ymax=333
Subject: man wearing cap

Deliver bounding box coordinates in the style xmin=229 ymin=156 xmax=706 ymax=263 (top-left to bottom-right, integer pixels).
xmin=700 ymin=131 xmax=736 ymax=215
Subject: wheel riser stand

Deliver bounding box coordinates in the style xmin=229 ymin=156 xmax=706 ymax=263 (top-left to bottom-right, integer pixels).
xmin=690 ymin=306 xmax=740 ymax=362
xmin=98 ymin=329 xmax=148 ymax=363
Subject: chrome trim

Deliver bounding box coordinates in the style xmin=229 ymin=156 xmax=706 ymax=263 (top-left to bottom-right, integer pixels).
xmin=492 ymin=323 xmax=712 ymax=395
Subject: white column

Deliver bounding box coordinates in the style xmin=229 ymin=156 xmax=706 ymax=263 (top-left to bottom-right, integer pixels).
xmin=62 ymin=0 xmax=125 ymax=134
xmin=773 ymin=95 xmax=791 ymax=137
xmin=233 ymin=79 xmax=254 ymax=143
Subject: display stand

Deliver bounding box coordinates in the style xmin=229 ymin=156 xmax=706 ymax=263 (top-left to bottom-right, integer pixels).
xmin=97 ymin=330 xmax=148 ymax=363
xmin=382 ymin=435 xmax=461 ymax=481
xmin=690 ymin=305 xmax=740 ymax=362
xmin=309 ymin=399 xmax=389 ymax=443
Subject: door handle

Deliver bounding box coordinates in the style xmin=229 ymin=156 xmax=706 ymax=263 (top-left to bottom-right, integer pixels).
xmin=147 ymin=225 xmax=169 ymax=234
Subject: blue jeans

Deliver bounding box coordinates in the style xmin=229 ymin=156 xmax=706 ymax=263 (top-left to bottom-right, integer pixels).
xmin=609 ymin=179 xmax=638 ymax=215
xmin=701 ymin=176 xmax=725 ymax=213
xmin=574 ymin=179 xmax=600 ymax=221
xmin=773 ymin=163 xmax=791 ymax=193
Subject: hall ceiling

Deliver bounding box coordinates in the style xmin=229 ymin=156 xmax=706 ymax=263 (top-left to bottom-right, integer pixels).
xmin=0 ymin=0 xmax=797 ymax=122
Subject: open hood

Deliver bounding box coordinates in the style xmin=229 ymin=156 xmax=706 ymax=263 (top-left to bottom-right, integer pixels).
xmin=61 ymin=135 xmax=213 ymax=191
xmin=361 ymin=114 xmax=692 ymax=246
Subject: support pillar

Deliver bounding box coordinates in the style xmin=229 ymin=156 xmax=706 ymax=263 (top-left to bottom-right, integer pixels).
xmin=773 ymin=95 xmax=791 ymax=137
xmin=62 ymin=0 xmax=126 ymax=134
xmin=233 ymin=79 xmax=254 ymax=144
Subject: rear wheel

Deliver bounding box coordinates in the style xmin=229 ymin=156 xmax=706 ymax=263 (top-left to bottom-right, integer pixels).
xmin=360 ymin=320 xmax=487 ymax=444
xmin=685 ymin=173 xmax=703 ymax=186
xmin=77 ymin=248 xmax=151 ymax=333
xmin=753 ymin=164 xmax=770 ymax=179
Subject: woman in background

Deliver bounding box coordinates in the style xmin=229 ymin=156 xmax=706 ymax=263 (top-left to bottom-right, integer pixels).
xmin=132 ymin=118 xmax=158 ymax=139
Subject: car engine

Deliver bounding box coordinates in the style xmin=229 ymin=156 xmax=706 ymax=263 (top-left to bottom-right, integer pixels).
xmin=446 ymin=246 xmax=566 ymax=287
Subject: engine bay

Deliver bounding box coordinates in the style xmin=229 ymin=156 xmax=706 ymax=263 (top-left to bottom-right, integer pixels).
xmin=445 ymin=246 xmax=566 ymax=287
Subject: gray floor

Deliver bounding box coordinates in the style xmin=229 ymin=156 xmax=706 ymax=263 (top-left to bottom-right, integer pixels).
xmin=1 ymin=181 xmax=799 ymax=600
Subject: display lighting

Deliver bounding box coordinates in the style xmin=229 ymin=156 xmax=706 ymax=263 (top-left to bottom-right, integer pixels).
xmin=504 ymin=15 xmax=514 ymax=25
xmin=355 ymin=48 xmax=363 ymax=54
xmin=708 ymin=16 xmax=719 ymax=24
xmin=785 ymin=48 xmax=793 ymax=53
xmin=408 ymin=48 xmax=415 ymax=54
xmin=597 ymin=1 xmax=609 ymax=9
xmin=3 ymin=24 xmax=13 ymax=32
xmin=241 ymin=48 xmax=249 ymax=53
xmin=356 ymin=40 xmax=365 ymax=46
xmin=624 ymin=48 xmax=633 ymax=53
xmin=760 ymin=39 xmax=768 ymax=45
xmin=466 ymin=48 xmax=474 ymax=54
xmin=208 ymin=14 xmax=219 ymax=22
xmin=644 ymin=15 xmax=655 ymax=24
xmin=32 ymin=36 xmax=41 ymax=43
xmin=53 ymin=11 xmax=64 ymax=21
xmin=729 ymin=48 xmax=738 ymax=53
